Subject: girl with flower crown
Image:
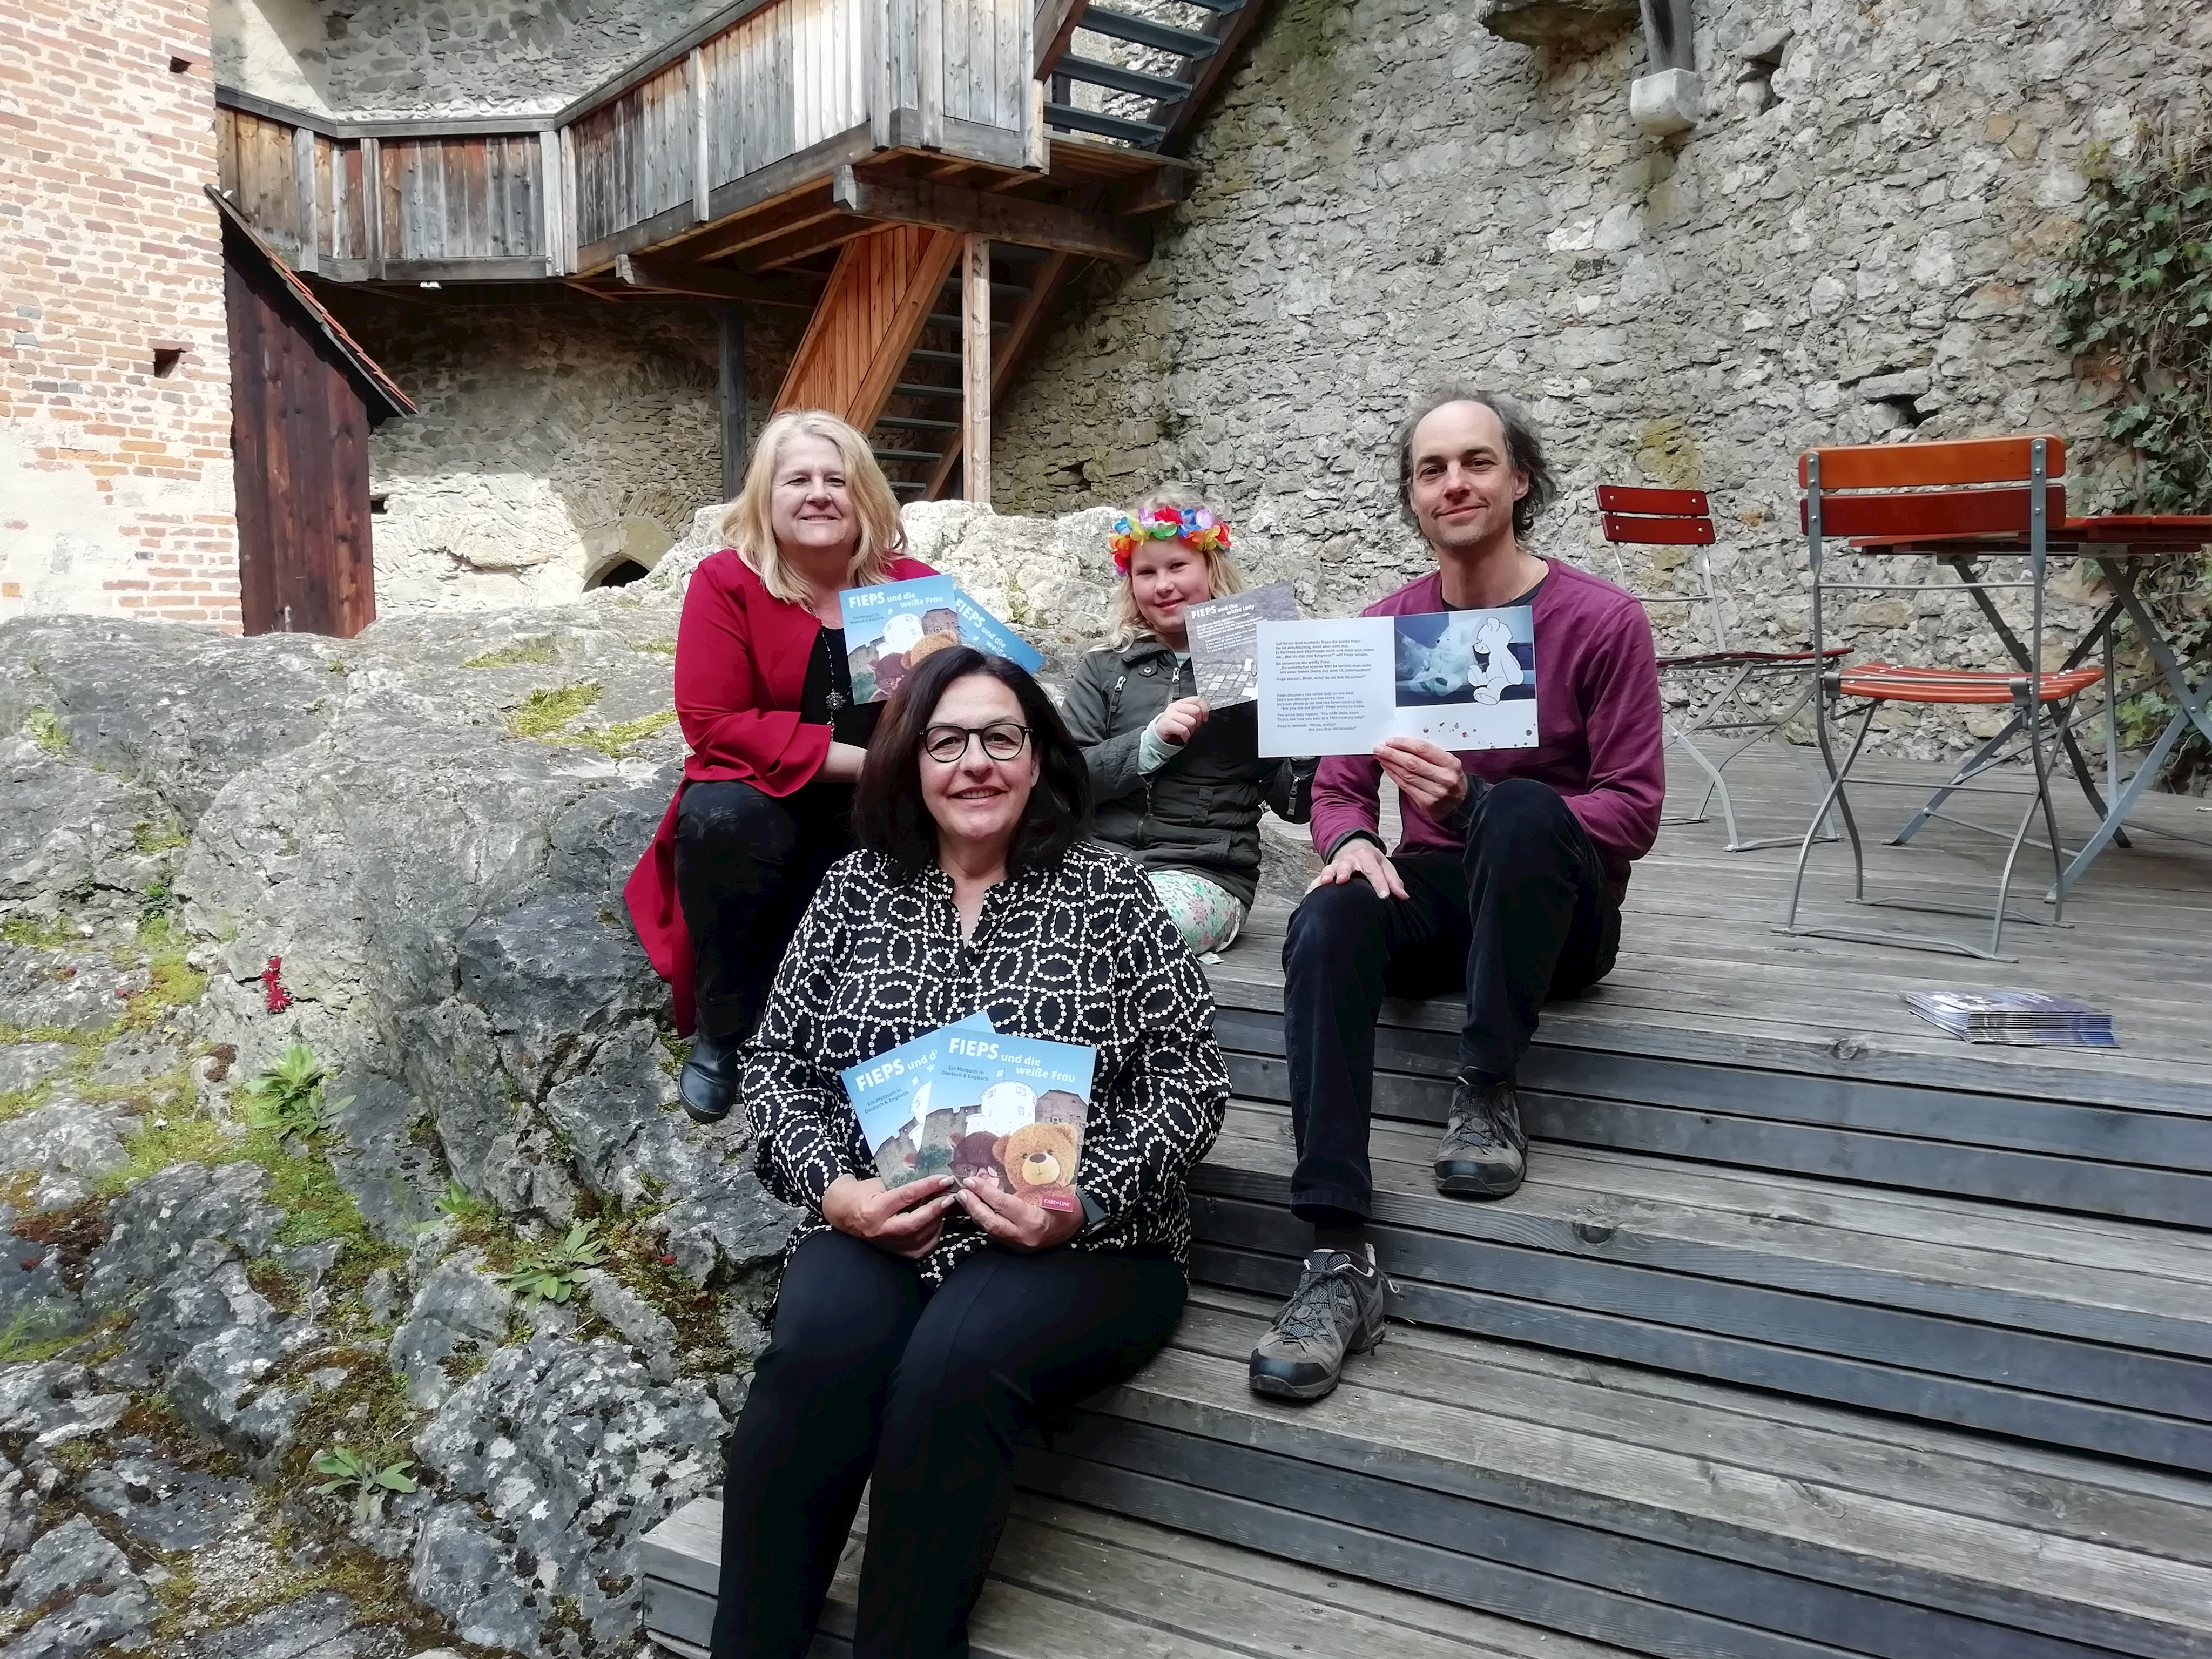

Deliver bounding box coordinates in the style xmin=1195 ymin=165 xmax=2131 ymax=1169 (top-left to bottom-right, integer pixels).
xmin=1061 ymin=488 xmax=1315 ymax=955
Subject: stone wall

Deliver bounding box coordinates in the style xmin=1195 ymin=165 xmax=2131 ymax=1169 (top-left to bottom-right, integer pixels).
xmin=0 ymin=0 xmax=241 ymax=630
xmin=329 ymin=293 xmax=797 ymax=613
xmin=996 ymin=0 xmax=2212 ymax=756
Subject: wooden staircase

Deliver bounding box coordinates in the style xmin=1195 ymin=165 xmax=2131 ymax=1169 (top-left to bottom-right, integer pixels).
xmin=642 ymin=778 xmax=2212 ymax=1659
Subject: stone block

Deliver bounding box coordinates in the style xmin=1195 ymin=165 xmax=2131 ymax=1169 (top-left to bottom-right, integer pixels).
xmin=1631 ymin=68 xmax=1703 ymax=136
xmin=1478 ymin=0 xmax=1638 ymax=50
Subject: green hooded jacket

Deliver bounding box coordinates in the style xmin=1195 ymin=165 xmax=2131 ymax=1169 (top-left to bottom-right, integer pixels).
xmin=1060 ymin=635 xmax=1315 ymax=909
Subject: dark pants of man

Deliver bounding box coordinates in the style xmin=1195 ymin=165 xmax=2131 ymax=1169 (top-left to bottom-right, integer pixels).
xmin=710 ymin=1231 xmax=1186 ymax=1659
xmin=675 ymin=779 xmax=854 ymax=1044
xmin=1280 ymin=778 xmax=1621 ymax=1224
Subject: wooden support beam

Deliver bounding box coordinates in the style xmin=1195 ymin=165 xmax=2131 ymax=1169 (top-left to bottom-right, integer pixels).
xmin=773 ymin=225 xmax=965 ymax=431
xmin=832 ymin=166 xmax=1146 ymax=262
xmin=613 ymin=254 xmax=823 ymax=309
xmin=291 ymin=125 xmax=319 ymax=271
xmin=719 ymin=305 xmax=746 ymax=502
xmin=926 ymin=249 xmax=1074 ymax=501
xmin=736 ymin=213 xmax=875 ymax=272
xmin=538 ymin=129 xmax=564 ymax=273
xmin=678 ymin=183 xmax=840 ymax=262
xmin=962 ymin=235 xmax=991 ymax=505
xmin=688 ymin=48 xmax=710 ymax=222
xmin=360 ymin=136 xmax=384 ymax=279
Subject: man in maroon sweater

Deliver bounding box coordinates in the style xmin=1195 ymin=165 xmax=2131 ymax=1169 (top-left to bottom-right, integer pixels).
xmin=1250 ymin=390 xmax=1664 ymax=1401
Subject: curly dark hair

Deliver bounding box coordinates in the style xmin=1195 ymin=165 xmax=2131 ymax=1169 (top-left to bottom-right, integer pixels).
xmin=1393 ymin=386 xmax=1558 ymax=541
xmin=853 ymin=646 xmax=1092 ymax=874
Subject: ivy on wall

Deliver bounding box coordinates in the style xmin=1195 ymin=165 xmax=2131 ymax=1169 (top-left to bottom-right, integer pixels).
xmin=2051 ymin=106 xmax=2211 ymax=787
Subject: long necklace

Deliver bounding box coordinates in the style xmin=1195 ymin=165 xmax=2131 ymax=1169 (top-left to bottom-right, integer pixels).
xmin=814 ymin=594 xmax=848 ymax=713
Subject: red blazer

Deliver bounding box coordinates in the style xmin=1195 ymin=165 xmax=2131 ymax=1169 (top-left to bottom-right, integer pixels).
xmin=624 ymin=549 xmax=939 ymax=1034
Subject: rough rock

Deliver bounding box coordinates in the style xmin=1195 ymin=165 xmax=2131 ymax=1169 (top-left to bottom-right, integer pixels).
xmin=0 ymin=736 xmax=168 ymax=923
xmin=80 ymin=1163 xmax=284 ymax=1307
xmin=580 ymin=1270 xmax=678 ymax=1382
xmin=0 ymin=1044 xmax=77 ymax=1096
xmin=1478 ymin=0 xmax=1638 ymax=49
xmin=3 ymin=1515 xmax=136 ymax=1611
xmin=164 ymin=1322 xmax=314 ymax=1470
xmin=0 ymin=946 xmax=138 ymax=1037
xmin=410 ymin=1333 xmax=725 ymax=1655
xmin=174 ymin=1590 xmax=395 ymax=1659
xmin=0 ymin=1100 xmax=136 ymax=1212
xmin=386 ymin=1256 xmax=514 ymax=1409
xmin=76 ymin=1451 xmax=255 ymax=1552
xmin=654 ymin=1170 xmax=800 ymax=1289
xmin=86 ymin=1031 xmax=185 ymax=1089
xmin=101 ymin=1239 xmax=276 ymax=1388
xmin=0 ymin=1365 xmax=130 ymax=1449
xmin=0 ymin=1584 xmax=156 ymax=1659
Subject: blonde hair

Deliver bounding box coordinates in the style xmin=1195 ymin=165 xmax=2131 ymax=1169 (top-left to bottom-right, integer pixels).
xmin=718 ymin=409 xmax=907 ymax=604
xmin=1109 ymin=486 xmax=1246 ymax=647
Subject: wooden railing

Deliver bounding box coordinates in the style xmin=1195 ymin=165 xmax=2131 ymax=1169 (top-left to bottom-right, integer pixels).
xmin=215 ymin=0 xmax=1038 ymax=282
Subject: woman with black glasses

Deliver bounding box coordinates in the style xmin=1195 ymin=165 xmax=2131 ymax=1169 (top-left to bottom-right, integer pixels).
xmin=708 ymin=645 xmax=1229 ymax=1659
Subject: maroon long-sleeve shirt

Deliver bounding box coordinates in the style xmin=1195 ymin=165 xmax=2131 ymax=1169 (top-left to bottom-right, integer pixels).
xmin=1310 ymin=561 xmax=1665 ymax=896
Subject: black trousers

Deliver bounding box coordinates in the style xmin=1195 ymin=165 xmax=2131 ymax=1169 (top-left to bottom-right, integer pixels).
xmin=711 ymin=1231 xmax=1186 ymax=1659
xmin=1280 ymin=778 xmax=1621 ymax=1223
xmin=676 ymin=779 xmax=855 ymax=1044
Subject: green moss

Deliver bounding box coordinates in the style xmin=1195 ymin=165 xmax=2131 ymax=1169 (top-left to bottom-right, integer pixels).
xmin=132 ymin=816 xmax=190 ymax=855
xmin=23 ymin=707 xmax=67 ymax=755
xmin=464 ymin=637 xmax=560 ymax=670
xmin=505 ymin=682 xmax=602 ymax=739
xmin=571 ymin=707 xmax=678 ymax=757
xmin=0 ymin=1305 xmax=83 ymax=1364
xmin=1 ymin=915 xmax=80 ymax=949
xmin=632 ymin=639 xmax=678 ymax=656
xmin=99 ymin=1115 xmax=234 ymax=1194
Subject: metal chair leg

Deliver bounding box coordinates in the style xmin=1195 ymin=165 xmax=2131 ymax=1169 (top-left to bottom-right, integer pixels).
xmin=1784 ymin=698 xmax=1875 ymax=932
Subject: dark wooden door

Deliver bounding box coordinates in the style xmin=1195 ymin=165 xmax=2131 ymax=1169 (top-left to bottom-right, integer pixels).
xmin=224 ymin=247 xmax=376 ymax=637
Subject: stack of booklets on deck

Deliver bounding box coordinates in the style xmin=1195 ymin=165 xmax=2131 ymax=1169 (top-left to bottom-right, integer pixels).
xmin=840 ymin=1013 xmax=1095 ymax=1212
xmin=1902 ymin=989 xmax=2117 ymax=1048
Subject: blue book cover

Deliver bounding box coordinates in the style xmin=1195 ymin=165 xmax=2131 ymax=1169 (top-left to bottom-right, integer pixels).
xmin=839 ymin=575 xmax=962 ymax=704
xmin=841 ymin=1011 xmax=994 ymax=1187
xmin=925 ymin=1029 xmax=1096 ymax=1213
xmin=948 ymin=584 xmax=1045 ymax=673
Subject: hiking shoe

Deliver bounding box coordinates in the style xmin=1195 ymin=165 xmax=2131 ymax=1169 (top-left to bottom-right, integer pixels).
xmin=678 ymin=1034 xmax=740 ymax=1124
xmin=1248 ymin=1245 xmax=1387 ymax=1401
xmin=1434 ymin=1073 xmax=1528 ymax=1198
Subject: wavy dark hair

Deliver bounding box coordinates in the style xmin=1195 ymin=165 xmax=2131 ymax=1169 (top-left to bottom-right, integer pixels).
xmin=853 ymin=646 xmax=1092 ymax=875
xmin=1394 ymin=386 xmax=1557 ymax=540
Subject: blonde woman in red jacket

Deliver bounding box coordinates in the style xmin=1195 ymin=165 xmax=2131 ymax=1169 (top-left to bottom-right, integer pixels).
xmin=626 ymin=410 xmax=936 ymax=1123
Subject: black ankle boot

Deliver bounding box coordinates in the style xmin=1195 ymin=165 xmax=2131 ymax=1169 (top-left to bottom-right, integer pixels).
xmin=679 ymin=1033 xmax=741 ymax=1124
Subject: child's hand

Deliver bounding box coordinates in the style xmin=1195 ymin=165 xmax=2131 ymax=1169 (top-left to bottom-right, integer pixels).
xmin=1153 ymin=697 xmax=1211 ymax=747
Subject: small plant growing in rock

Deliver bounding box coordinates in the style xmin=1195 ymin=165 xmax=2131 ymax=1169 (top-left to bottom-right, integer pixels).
xmin=500 ymin=1221 xmax=607 ymax=1301
xmin=242 ymin=1043 xmax=347 ymax=1138
xmin=505 ymin=682 xmax=602 ymax=739
xmin=311 ymin=1445 xmax=419 ymax=1521
xmin=433 ymin=1179 xmax=496 ymax=1225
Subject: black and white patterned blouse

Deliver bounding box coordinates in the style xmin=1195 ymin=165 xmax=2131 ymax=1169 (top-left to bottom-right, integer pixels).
xmin=742 ymin=840 xmax=1229 ymax=1284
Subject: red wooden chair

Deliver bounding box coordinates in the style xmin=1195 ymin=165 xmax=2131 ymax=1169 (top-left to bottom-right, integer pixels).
xmin=1784 ymin=435 xmax=2101 ymax=959
xmin=1598 ymin=485 xmax=1847 ymax=851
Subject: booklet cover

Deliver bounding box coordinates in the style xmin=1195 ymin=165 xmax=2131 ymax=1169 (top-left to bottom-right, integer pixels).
xmin=839 ymin=577 xmax=1045 ymax=701
xmin=1255 ymin=608 xmax=1538 ymax=757
xmin=840 ymin=575 xmax=962 ymax=705
xmin=946 ymin=585 xmax=1046 ymax=673
xmin=1902 ymin=989 xmax=2116 ymax=1047
xmin=843 ymin=1015 xmax=1096 ymax=1208
xmin=1186 ymin=581 xmax=1299 ymax=707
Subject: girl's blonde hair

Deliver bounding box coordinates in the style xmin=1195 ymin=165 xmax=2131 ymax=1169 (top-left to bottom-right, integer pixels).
xmin=1109 ymin=486 xmax=1246 ymax=647
xmin=718 ymin=409 xmax=907 ymax=604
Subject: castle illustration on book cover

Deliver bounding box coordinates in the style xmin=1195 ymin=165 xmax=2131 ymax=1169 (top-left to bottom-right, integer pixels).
xmin=842 ymin=1015 xmax=1095 ymax=1212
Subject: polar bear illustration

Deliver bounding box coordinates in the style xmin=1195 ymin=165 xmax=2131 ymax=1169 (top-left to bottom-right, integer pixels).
xmin=1399 ymin=613 xmax=1521 ymax=704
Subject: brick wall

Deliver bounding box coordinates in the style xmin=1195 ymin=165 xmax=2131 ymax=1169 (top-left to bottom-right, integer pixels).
xmin=0 ymin=0 xmax=240 ymax=630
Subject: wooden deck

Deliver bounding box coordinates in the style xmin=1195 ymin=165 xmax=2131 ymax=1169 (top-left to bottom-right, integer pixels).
xmin=646 ymin=742 xmax=2212 ymax=1659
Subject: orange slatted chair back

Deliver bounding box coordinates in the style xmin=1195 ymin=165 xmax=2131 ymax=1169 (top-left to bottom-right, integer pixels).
xmin=1798 ymin=435 xmax=2067 ymax=539
xmin=1597 ymin=485 xmax=1716 ymax=547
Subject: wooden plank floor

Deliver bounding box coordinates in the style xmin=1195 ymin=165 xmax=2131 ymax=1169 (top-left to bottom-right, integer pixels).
xmin=643 ymin=1492 xmax=1640 ymax=1659
xmin=1222 ymin=742 xmax=2212 ymax=1115
xmin=1026 ymin=1289 xmax=2212 ymax=1659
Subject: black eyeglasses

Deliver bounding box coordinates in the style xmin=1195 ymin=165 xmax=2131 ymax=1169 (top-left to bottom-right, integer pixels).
xmin=922 ymin=722 xmax=1031 ymax=764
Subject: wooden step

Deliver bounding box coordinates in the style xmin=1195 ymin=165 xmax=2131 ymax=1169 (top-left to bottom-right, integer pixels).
xmin=642 ymin=1491 xmax=1637 ymax=1659
xmin=1205 ymin=954 xmax=2212 ymax=1228
xmin=1192 ymin=1103 xmax=2212 ymax=1469
xmin=1023 ymin=1289 xmax=2212 ymax=1659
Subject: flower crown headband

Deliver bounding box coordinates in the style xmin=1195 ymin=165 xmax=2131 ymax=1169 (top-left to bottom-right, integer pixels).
xmin=1108 ymin=505 xmax=1232 ymax=575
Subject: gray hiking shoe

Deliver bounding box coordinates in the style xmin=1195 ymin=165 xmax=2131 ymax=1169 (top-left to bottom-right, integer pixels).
xmin=1434 ymin=1073 xmax=1528 ymax=1198
xmin=1247 ymin=1245 xmax=1387 ymax=1401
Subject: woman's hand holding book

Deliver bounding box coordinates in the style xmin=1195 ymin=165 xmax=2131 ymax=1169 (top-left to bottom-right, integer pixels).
xmin=954 ymin=1176 xmax=1083 ymax=1253
xmin=823 ymin=1173 xmax=958 ymax=1259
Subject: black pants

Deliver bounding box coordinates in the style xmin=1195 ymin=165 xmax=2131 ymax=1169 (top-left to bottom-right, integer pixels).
xmin=1280 ymin=778 xmax=1621 ymax=1222
xmin=711 ymin=1232 xmax=1186 ymax=1659
xmin=676 ymin=779 xmax=855 ymax=1044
